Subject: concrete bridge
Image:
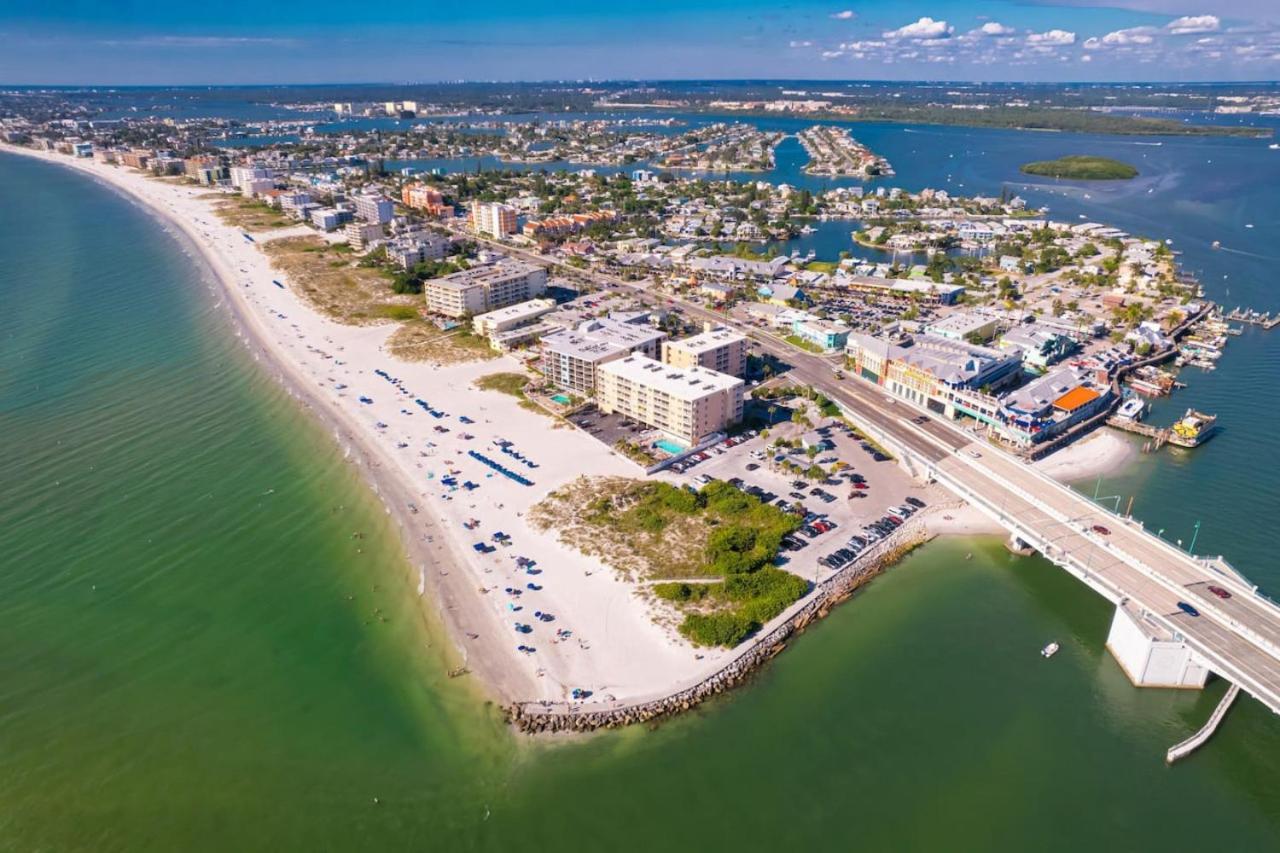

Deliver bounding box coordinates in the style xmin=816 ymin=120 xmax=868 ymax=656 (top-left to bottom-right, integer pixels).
xmin=795 ymin=359 xmax=1280 ymax=722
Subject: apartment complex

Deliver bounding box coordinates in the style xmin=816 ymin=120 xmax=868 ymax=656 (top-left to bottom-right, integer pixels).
xmin=401 ymin=183 xmax=454 ymax=218
xmin=469 ymin=202 xmax=517 ymax=237
xmin=387 ymin=231 xmax=452 ymax=269
xmin=472 ymin=298 xmax=558 ymax=350
xmin=597 ymin=355 xmax=745 ymax=446
xmin=662 ymin=326 xmax=747 ymax=377
xmin=540 ymin=318 xmax=667 ymax=393
xmin=353 ymin=193 xmax=394 ymax=225
xmin=423 ymin=261 xmax=547 ymax=318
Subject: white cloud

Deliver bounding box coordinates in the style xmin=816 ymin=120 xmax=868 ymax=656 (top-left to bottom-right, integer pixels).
xmin=830 ymin=10 xmax=856 ymax=20
xmin=1081 ymin=54 xmax=1092 ymax=62
xmin=820 ymin=50 xmax=845 ymax=60
xmin=979 ymin=22 xmax=1014 ymax=36
xmin=1167 ymin=15 xmax=1220 ymax=35
xmin=1102 ymin=27 xmax=1157 ymax=45
xmin=883 ymin=16 xmax=953 ymax=40
xmin=839 ymin=40 xmax=885 ymax=50
xmin=1025 ymin=29 xmax=1076 ymax=46
xmin=789 ymin=40 xmax=814 ymax=48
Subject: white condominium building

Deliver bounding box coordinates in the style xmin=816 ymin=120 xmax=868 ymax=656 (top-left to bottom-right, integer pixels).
xmin=662 ymin=325 xmax=747 ymax=377
xmin=597 ymin=354 xmax=744 ymax=446
xmin=470 ymin=202 xmax=518 ymax=237
xmin=424 ymin=261 xmax=547 ymax=318
xmin=540 ymin=318 xmax=667 ymax=394
xmin=353 ymin=193 xmax=394 ymax=225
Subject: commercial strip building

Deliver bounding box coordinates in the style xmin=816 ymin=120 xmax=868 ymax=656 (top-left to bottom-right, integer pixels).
xmin=828 ymin=274 xmax=964 ymax=306
xmin=791 ymin=317 xmax=849 ymax=351
xmin=662 ymin=326 xmax=747 ymax=378
xmin=469 ymin=202 xmax=518 ymax=238
xmin=925 ymin=311 xmax=999 ymax=343
xmin=540 ymin=317 xmax=667 ymax=394
xmin=424 ymin=261 xmax=547 ymax=318
xmin=845 ymin=331 xmax=1107 ymax=447
xmin=472 ymin=298 xmax=558 ymax=350
xmin=596 ymin=354 xmax=745 ymax=446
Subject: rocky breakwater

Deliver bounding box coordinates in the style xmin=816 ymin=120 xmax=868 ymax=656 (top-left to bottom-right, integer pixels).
xmin=507 ymin=528 xmax=933 ymax=735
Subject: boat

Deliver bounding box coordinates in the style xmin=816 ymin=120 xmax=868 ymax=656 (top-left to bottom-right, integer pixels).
xmin=1041 ymin=642 xmax=1060 ymax=659
xmin=1167 ymin=409 xmax=1218 ymax=448
xmin=1270 ymin=143 xmax=1280 ymax=150
xmin=1116 ymin=398 xmax=1146 ymax=421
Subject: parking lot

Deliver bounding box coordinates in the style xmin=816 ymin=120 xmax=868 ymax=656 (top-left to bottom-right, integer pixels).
xmin=657 ymin=414 xmax=936 ymax=582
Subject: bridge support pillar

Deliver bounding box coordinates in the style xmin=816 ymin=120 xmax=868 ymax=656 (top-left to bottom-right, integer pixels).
xmin=1106 ymin=601 xmax=1209 ymax=689
xmin=1005 ymin=534 xmax=1036 ymax=557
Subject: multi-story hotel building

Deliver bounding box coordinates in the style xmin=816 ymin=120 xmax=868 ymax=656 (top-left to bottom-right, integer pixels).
xmin=661 ymin=325 xmax=747 ymax=377
xmin=540 ymin=318 xmax=667 ymax=394
xmin=423 ymin=261 xmax=547 ymax=318
xmin=401 ymin=183 xmax=455 ymax=218
xmin=469 ymin=202 xmax=518 ymax=237
xmin=596 ymin=355 xmax=745 ymax=446
xmin=353 ymin=193 xmax=394 ymax=225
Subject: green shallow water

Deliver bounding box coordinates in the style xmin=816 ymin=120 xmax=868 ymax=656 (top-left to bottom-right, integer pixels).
xmin=2 ymin=152 xmax=1279 ymax=851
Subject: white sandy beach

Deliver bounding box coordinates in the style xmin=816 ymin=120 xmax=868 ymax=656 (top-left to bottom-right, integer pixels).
xmin=4 ymin=144 xmax=1145 ymax=713
xmin=4 ymin=144 xmax=777 ymax=707
xmin=1033 ymin=427 xmax=1139 ymax=483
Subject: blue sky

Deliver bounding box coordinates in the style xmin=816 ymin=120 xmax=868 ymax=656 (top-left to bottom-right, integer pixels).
xmin=1 ymin=0 xmax=1278 ymax=83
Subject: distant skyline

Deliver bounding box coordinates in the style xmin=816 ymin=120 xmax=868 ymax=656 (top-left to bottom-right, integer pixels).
xmin=2 ymin=0 xmax=1279 ymax=84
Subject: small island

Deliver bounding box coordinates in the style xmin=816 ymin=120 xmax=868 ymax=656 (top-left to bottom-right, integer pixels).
xmin=1020 ymin=155 xmax=1139 ymax=180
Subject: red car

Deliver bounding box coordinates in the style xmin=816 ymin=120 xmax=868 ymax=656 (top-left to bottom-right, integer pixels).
xmin=853 ymin=482 xmax=869 ymax=490
xmin=1091 ymin=525 xmax=1111 ymax=536
xmin=1207 ymin=585 xmax=1232 ymax=600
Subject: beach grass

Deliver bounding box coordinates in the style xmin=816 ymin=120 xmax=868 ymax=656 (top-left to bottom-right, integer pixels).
xmin=386 ymin=323 xmax=500 ymax=364
xmin=264 ymin=235 xmax=419 ymax=325
xmin=210 ymin=195 xmax=294 ymax=231
xmin=530 ymin=478 xmax=806 ymax=646
xmin=474 ymin=371 xmax=559 ymax=418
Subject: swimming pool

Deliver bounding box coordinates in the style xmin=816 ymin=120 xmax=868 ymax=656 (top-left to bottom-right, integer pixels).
xmin=655 ymin=439 xmax=685 ymax=455
xmin=551 ymin=394 xmax=571 ymax=405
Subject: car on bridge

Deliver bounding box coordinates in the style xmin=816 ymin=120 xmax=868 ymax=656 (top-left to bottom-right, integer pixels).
xmin=1176 ymin=601 xmax=1201 ymax=617
xmin=1207 ymin=585 xmax=1232 ymax=600
xmin=1091 ymin=525 xmax=1111 ymax=536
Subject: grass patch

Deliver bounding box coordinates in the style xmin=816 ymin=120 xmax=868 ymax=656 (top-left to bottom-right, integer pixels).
xmin=804 ymin=260 xmax=839 ymax=275
xmin=473 ymin=370 xmax=559 ymax=418
xmin=1020 ymin=155 xmax=1138 ymax=181
xmin=784 ymin=334 xmax=826 ymax=354
xmin=210 ymin=195 xmax=294 ymax=231
xmin=264 ymin=235 xmax=420 ymax=325
xmin=530 ymin=478 xmax=806 ymax=647
xmin=387 ymin=323 xmax=500 ymax=365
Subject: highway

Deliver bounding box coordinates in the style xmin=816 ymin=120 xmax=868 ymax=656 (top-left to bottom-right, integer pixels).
xmin=460 ymin=231 xmax=1280 ymax=714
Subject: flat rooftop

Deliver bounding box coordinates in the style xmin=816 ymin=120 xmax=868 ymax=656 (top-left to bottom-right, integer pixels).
xmin=666 ymin=327 xmax=746 ymax=355
xmin=474 ymin=298 xmax=556 ymax=324
xmin=599 ymin=354 xmax=743 ymax=401
xmin=542 ymin=317 xmax=665 ymax=360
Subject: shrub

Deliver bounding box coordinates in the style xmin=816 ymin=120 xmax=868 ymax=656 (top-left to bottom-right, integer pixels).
xmin=681 ymin=612 xmax=756 ymax=647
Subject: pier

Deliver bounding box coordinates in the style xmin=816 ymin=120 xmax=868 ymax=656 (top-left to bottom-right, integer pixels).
xmin=1224 ymin=308 xmax=1280 ymax=330
xmin=1106 ymin=416 xmax=1170 ymax=450
xmin=1167 ymin=683 xmax=1241 ymax=764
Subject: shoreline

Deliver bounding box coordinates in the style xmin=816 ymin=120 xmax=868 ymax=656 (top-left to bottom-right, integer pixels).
xmin=0 ymin=144 xmax=538 ymax=704
xmin=2 ymin=144 xmax=1144 ymax=734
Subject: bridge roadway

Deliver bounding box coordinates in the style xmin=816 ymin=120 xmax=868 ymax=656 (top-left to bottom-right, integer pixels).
xmin=464 ymin=234 xmax=1280 ymax=714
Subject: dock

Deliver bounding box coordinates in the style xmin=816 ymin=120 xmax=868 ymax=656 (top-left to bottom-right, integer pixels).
xmin=1106 ymin=416 xmax=1171 ymax=450
xmin=1224 ymin=308 xmax=1280 ymax=330
xmin=1167 ymin=683 xmax=1241 ymax=764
